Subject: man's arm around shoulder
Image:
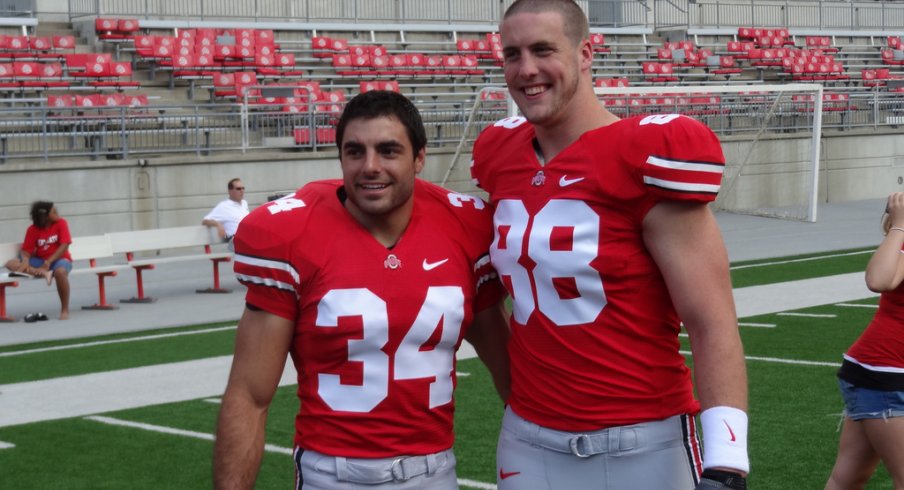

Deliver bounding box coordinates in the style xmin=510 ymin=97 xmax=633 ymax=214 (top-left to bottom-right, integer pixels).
xmin=213 ymin=307 xmax=294 ymax=490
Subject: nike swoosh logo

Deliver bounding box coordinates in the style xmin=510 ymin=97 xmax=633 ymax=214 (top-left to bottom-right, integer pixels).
xmin=723 ymin=419 xmax=737 ymax=442
xmin=499 ymin=469 xmax=521 ymax=480
xmin=559 ymin=175 xmax=584 ymax=187
xmin=422 ymin=258 xmax=449 ymax=271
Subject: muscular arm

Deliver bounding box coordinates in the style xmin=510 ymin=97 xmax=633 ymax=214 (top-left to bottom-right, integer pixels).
xmin=213 ymin=307 xmax=294 ymax=490
xmin=464 ymin=301 xmax=511 ymax=402
xmin=865 ymin=193 xmax=904 ymax=292
xmin=644 ymin=201 xmax=748 ymax=474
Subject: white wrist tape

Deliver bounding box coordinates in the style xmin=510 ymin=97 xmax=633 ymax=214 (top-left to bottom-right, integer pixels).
xmin=700 ymin=406 xmax=749 ymax=473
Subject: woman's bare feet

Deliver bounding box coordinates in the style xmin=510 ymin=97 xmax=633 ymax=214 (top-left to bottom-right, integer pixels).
xmin=42 ymin=270 xmax=53 ymax=285
xmin=59 ymin=310 xmax=69 ymax=320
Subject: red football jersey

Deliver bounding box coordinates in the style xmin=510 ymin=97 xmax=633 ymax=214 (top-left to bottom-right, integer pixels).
xmin=22 ymin=218 xmax=72 ymax=261
xmin=232 ymin=179 xmax=503 ymax=457
xmin=471 ymin=114 xmax=726 ymax=431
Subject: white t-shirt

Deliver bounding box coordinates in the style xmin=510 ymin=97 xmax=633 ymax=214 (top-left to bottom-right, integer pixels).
xmin=204 ymin=198 xmax=249 ymax=237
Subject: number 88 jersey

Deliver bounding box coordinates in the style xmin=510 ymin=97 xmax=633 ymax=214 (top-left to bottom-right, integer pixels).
xmin=471 ymin=114 xmax=726 ymax=431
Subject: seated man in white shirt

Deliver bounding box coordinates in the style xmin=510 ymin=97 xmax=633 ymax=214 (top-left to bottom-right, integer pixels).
xmin=202 ymin=178 xmax=250 ymax=240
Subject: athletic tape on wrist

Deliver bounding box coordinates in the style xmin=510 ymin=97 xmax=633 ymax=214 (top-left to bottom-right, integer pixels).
xmin=700 ymin=406 xmax=749 ymax=473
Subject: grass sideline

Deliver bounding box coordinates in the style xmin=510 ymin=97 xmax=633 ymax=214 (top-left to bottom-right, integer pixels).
xmin=0 ymin=248 xmax=894 ymax=489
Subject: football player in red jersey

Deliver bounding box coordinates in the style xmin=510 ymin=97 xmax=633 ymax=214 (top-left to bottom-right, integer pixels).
xmin=470 ymin=1 xmax=749 ymax=489
xmin=213 ymin=90 xmax=510 ymax=490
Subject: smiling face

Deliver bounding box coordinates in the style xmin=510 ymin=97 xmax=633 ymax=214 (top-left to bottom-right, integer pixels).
xmin=501 ymin=9 xmax=592 ymax=130
xmin=340 ymin=115 xmax=425 ymax=231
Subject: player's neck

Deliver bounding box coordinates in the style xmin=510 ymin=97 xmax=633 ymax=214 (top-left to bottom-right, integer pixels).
xmin=533 ymin=93 xmax=616 ymax=162
xmin=345 ymin=199 xmax=413 ymax=249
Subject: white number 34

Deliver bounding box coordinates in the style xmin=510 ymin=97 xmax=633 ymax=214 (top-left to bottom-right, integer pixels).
xmin=316 ymin=286 xmax=464 ymax=412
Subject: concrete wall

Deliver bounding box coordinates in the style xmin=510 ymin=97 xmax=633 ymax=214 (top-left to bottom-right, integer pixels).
xmin=0 ymin=148 xmax=477 ymax=243
xmin=1 ymin=130 xmax=901 ymax=243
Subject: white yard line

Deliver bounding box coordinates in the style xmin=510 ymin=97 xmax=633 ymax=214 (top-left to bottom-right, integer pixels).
xmin=0 ymin=326 xmax=237 ymax=358
xmin=777 ymin=312 xmax=837 ymax=318
xmin=730 ymin=250 xmax=871 ymax=270
xmin=836 ymin=303 xmax=878 ymax=309
xmin=86 ymin=415 xmax=293 ymax=455
xmin=679 ymin=351 xmax=841 ymax=368
xmin=738 ymin=322 xmax=776 ymax=328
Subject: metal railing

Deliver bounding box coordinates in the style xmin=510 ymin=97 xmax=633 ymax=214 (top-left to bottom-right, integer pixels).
xmin=689 ymin=0 xmax=904 ymax=31
xmin=0 ymin=0 xmax=33 ymax=17
xmin=2 ymin=89 xmax=903 ymax=163
xmin=61 ymin=0 xmax=904 ymax=31
xmin=68 ymin=0 xmax=504 ymax=23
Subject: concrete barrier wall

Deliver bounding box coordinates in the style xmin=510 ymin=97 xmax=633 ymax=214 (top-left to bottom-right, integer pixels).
xmin=0 ymin=131 xmax=901 ymax=243
xmin=0 ymin=148 xmax=477 ymax=243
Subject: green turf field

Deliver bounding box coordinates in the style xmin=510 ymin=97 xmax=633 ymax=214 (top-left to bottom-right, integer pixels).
xmin=0 ymin=247 xmax=893 ymax=489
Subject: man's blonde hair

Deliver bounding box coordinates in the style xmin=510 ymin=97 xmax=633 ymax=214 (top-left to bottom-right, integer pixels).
xmin=503 ymin=0 xmax=590 ymax=46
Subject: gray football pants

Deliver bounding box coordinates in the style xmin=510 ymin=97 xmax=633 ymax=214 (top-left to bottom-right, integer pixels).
xmin=295 ymin=447 xmax=458 ymax=490
xmin=496 ymin=407 xmax=702 ymax=490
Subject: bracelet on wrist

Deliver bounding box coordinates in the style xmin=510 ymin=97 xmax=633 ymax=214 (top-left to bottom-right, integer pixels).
xmin=889 ymin=227 xmax=904 ymax=234
xmin=701 ymin=469 xmax=747 ymax=490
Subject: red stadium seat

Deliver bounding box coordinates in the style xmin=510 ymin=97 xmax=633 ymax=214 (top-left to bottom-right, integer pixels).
xmin=359 ymin=80 xmax=400 ymax=93
xmin=47 ymin=94 xmax=75 ymax=108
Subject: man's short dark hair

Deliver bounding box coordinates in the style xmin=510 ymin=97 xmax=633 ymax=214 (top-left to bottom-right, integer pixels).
xmin=336 ymin=91 xmax=427 ymax=156
xmin=503 ymin=0 xmax=590 ymax=46
xmin=227 ymin=178 xmax=241 ymax=190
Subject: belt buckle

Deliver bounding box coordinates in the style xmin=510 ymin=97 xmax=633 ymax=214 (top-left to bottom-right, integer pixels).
xmin=569 ymin=434 xmax=592 ymax=458
xmin=389 ymin=458 xmax=407 ymax=481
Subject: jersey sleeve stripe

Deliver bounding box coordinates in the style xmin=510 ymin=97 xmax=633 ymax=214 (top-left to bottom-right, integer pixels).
xmin=235 ymin=272 xmax=297 ymax=294
xmin=643 ymin=176 xmax=721 ymax=194
xmin=474 ymin=253 xmax=499 ymax=289
xmin=647 ymin=155 xmax=724 ymax=174
xmin=235 ymin=253 xmax=300 ymax=283
xmin=643 ymin=154 xmax=724 ymax=196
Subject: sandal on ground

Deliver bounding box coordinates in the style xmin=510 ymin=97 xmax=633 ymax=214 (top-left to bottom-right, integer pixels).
xmin=23 ymin=312 xmax=48 ymax=323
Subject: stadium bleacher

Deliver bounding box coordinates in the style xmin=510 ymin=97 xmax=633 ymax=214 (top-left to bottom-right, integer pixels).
xmin=0 ymin=2 xmax=902 ymax=164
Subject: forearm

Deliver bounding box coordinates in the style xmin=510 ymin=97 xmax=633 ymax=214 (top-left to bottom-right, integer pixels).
xmin=213 ymin=390 xmax=270 ymax=490
xmin=465 ymin=302 xmax=511 ymax=402
xmin=42 ymin=244 xmax=69 ymax=267
xmin=214 ymin=307 xmax=294 ymax=489
xmin=689 ymin=325 xmax=748 ymax=411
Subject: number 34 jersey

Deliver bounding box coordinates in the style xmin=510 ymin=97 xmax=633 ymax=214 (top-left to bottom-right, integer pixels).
xmin=232 ymin=179 xmax=503 ymax=457
xmin=471 ymin=114 xmax=726 ymax=432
